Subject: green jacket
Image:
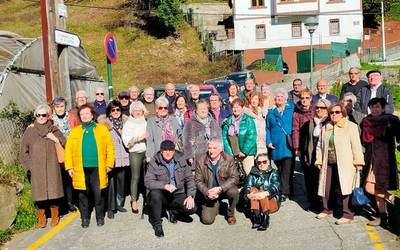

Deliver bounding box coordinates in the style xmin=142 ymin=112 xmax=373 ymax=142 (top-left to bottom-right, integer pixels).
xmin=222 ymin=113 xmax=257 ymax=156
xmin=243 ymin=166 xmax=281 ymax=200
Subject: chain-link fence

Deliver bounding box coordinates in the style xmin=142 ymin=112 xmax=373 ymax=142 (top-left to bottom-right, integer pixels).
xmin=0 ymin=119 xmax=22 ymax=165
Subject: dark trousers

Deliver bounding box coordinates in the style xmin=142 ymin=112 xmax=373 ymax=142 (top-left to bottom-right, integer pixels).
xmin=78 ymin=168 xmax=105 ymax=221
xmin=61 ymin=166 xmax=75 ymax=205
xmin=275 ymin=157 xmax=293 ymax=196
xmin=303 ymin=161 xmax=321 ymax=206
xmin=107 ymin=167 xmax=126 ymax=211
xmin=199 ymin=187 xmax=239 ymax=225
xmin=36 ymin=199 xmax=59 ymax=209
xmin=148 ymin=190 xmax=196 ymax=226
xmin=322 ymin=165 xmax=353 ymax=219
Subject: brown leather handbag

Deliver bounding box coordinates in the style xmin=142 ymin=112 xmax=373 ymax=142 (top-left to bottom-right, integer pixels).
xmin=54 ymin=142 xmax=65 ymax=164
xmin=269 ymin=196 xmax=279 ymax=214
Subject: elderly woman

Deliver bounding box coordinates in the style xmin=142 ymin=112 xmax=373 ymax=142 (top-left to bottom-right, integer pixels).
xmin=361 ymin=98 xmax=399 ymax=227
xmin=266 ymin=88 xmax=294 ymax=201
xmin=260 ymin=84 xmax=275 ymax=110
xmin=243 ymin=91 xmax=268 ymax=154
xmin=142 ymin=87 xmax=156 ymax=117
xmin=99 ymin=100 xmax=129 ymax=219
xmin=65 ymin=104 xmax=115 ymax=228
xmin=20 ymin=104 xmax=66 ymax=228
xmin=243 ymin=153 xmax=280 ymax=231
xmin=302 ymin=99 xmax=331 ymax=211
xmin=227 ymin=81 xmax=240 ymax=112
xmin=51 ymin=97 xmax=79 ymax=212
xmin=184 ymin=99 xmax=221 ymax=166
xmin=122 ymin=101 xmax=148 ymax=213
xmin=146 ymin=96 xmax=182 ymax=162
xmin=341 ymin=92 xmax=365 ymax=127
xmin=222 ymin=98 xmax=257 ymax=175
xmin=315 ymin=103 xmax=364 ymax=225
xmin=173 ymin=94 xmax=188 ymax=129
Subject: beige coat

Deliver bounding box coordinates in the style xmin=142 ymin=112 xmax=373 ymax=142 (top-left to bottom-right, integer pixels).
xmin=315 ymin=118 xmax=364 ymax=196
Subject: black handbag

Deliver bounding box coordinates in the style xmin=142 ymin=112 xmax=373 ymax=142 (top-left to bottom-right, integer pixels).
xmin=235 ymin=157 xmax=246 ymax=186
xmin=275 ymin=116 xmax=293 ymax=151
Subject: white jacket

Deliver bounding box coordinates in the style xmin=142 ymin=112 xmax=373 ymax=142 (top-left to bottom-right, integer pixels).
xmin=122 ymin=116 xmax=147 ymax=153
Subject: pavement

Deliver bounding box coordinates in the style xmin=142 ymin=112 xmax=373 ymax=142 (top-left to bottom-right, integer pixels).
xmin=3 ymin=163 xmax=400 ymax=250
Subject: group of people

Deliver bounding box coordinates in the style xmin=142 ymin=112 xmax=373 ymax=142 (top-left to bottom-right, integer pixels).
xmin=20 ymin=67 xmax=399 ymax=238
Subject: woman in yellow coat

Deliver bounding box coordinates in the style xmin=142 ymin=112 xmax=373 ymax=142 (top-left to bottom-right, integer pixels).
xmin=65 ymin=104 xmax=115 ymax=228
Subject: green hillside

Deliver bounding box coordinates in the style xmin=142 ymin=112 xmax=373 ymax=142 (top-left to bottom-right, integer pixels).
xmin=0 ymin=0 xmax=234 ymax=95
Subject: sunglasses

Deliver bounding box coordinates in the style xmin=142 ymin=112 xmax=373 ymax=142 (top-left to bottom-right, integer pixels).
xmin=111 ymin=108 xmax=121 ymax=112
xmin=120 ymin=96 xmax=129 ymax=100
xmin=96 ymin=93 xmax=104 ymax=96
xmin=301 ymin=96 xmax=310 ymax=100
xmin=343 ymin=99 xmax=352 ymax=102
xmin=315 ymin=106 xmax=327 ymax=110
xmin=329 ymin=111 xmax=341 ymax=115
xmin=35 ymin=113 xmax=48 ymax=118
xmin=256 ymin=160 xmax=268 ymax=165
xmin=158 ymin=106 xmax=168 ymax=110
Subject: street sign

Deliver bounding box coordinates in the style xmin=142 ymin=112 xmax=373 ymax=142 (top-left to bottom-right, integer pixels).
xmin=58 ymin=4 xmax=68 ymax=17
xmin=54 ymin=29 xmax=80 ymax=47
xmin=104 ymin=32 xmax=118 ymax=63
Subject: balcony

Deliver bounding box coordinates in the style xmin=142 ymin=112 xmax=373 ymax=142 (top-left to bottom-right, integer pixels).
xmin=274 ymin=0 xmax=318 ymax=15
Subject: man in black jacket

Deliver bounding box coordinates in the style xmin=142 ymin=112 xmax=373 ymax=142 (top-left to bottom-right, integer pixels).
xmin=355 ymin=70 xmax=394 ymax=115
xmin=339 ymin=67 xmax=368 ymax=99
xmin=144 ymin=140 xmax=197 ymax=238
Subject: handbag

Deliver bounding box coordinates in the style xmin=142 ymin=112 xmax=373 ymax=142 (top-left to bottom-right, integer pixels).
xmin=275 ymin=116 xmax=293 ymax=151
xmin=54 ymin=142 xmax=65 ymax=164
xmin=351 ymin=171 xmax=370 ymax=206
xmin=235 ymin=157 xmax=246 ymax=186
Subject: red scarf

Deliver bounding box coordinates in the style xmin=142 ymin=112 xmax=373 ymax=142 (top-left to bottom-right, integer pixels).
xmin=362 ymin=114 xmax=389 ymax=143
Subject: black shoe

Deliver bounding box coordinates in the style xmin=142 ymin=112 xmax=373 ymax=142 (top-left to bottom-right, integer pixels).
xmin=167 ymin=210 xmax=178 ymax=224
xmin=257 ymin=213 xmax=270 ymax=231
xmin=68 ymin=203 xmax=77 ymax=212
xmin=97 ymin=218 xmax=105 ymax=227
xmin=251 ymin=211 xmax=260 ymax=229
xmin=116 ymin=206 xmax=128 ymax=213
xmin=131 ymin=208 xmax=139 ymax=214
xmin=154 ymin=225 xmax=164 ymax=238
xmin=107 ymin=210 xmax=114 ymax=219
xmin=281 ymin=195 xmax=287 ymax=202
xmin=81 ymin=219 xmax=90 ymax=228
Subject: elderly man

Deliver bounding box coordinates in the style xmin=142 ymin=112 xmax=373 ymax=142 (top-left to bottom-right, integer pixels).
xmin=93 ymin=87 xmax=107 ymax=118
xmin=118 ymin=91 xmax=131 ymax=116
xmin=69 ymin=90 xmax=88 ymax=126
xmin=339 ymin=67 xmax=368 ymax=99
xmin=355 ymin=70 xmax=394 ymax=114
xmin=129 ymin=85 xmax=140 ymax=103
xmin=145 ymin=140 xmax=196 ymax=238
xmin=311 ymin=79 xmax=339 ymax=104
xmin=187 ymin=84 xmax=201 ymax=110
xmin=146 ymin=96 xmax=182 ymax=161
xmin=239 ymin=78 xmax=256 ymax=100
xmin=288 ymin=78 xmax=303 ymax=104
xmin=142 ymin=87 xmax=156 ymax=117
xmin=341 ymin=92 xmax=365 ymax=127
xmin=194 ymin=139 xmax=239 ymax=225
xmin=163 ymin=82 xmax=178 ymax=114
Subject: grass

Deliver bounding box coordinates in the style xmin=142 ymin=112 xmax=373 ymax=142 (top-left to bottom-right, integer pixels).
xmin=0 ymin=0 xmax=234 ymax=96
xmin=360 ymin=63 xmax=400 ymax=71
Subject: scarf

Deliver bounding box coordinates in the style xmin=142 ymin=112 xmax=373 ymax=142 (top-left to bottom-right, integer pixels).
xmin=109 ymin=116 xmax=123 ymax=133
xmin=52 ymin=113 xmax=70 ymax=137
xmin=175 ymin=107 xmax=187 ymax=128
xmin=33 ymin=120 xmax=53 ymax=138
xmin=196 ymin=114 xmax=212 ymax=141
xmin=160 ymin=116 xmax=175 ymax=142
xmin=362 ymin=114 xmax=389 ymax=143
xmin=228 ymin=113 xmax=243 ymax=136
xmin=313 ymin=117 xmax=327 ymax=137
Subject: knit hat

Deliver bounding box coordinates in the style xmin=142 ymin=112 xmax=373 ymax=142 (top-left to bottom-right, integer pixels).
xmin=315 ymin=99 xmax=331 ymax=108
xmin=160 ymin=140 xmax=175 ymax=151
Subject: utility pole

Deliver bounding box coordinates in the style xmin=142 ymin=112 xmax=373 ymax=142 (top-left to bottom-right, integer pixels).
xmin=381 ymin=0 xmax=386 ymax=61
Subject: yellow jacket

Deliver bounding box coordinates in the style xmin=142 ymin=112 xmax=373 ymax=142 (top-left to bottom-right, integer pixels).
xmin=65 ymin=123 xmax=115 ymax=190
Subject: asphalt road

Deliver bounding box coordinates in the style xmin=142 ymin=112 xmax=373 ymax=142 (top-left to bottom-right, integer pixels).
xmin=4 ymin=164 xmax=400 ymax=250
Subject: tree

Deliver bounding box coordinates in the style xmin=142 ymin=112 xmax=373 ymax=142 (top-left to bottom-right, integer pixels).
xmin=363 ymin=0 xmax=396 ymax=28
xmin=155 ymin=0 xmax=184 ymax=33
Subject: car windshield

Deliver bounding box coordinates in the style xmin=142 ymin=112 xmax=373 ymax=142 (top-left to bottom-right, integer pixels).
xmin=226 ymin=74 xmax=247 ymax=82
xmin=214 ymin=84 xmax=228 ymax=93
xmin=199 ymin=90 xmax=213 ymax=100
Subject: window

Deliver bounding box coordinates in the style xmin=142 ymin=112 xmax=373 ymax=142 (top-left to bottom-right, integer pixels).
xmin=329 ymin=19 xmax=340 ymax=35
xmin=291 ymin=22 xmax=302 ymax=38
xmin=256 ymin=24 xmax=266 ymax=40
xmin=252 ymin=0 xmax=264 ymax=7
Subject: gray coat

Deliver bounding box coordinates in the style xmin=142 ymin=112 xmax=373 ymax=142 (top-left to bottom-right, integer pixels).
xmin=144 ymin=152 xmax=196 ymax=197
xmin=183 ymin=115 xmax=221 ymax=160
xmin=110 ymin=129 xmax=130 ymax=167
xmin=145 ymin=115 xmax=183 ymax=160
xmin=355 ymin=84 xmax=394 ymax=114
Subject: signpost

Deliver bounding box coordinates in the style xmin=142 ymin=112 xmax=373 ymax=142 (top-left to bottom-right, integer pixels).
xmin=55 ymin=29 xmax=80 ymax=47
xmin=104 ymin=32 xmax=118 ymax=99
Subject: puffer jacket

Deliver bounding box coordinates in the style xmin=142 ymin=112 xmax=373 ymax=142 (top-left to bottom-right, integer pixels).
xmin=194 ymin=152 xmax=239 ymax=196
xmin=292 ymin=102 xmax=314 ymax=151
xmin=243 ymin=166 xmax=280 ymax=200
xmin=144 ymin=152 xmax=196 ymax=197
xmin=222 ymin=113 xmax=257 ymax=156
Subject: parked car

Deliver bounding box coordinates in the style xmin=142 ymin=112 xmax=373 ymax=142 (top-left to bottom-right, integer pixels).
xmin=204 ymin=80 xmax=230 ymax=104
xmin=225 ymin=70 xmax=255 ymax=88
xmin=199 ymin=85 xmax=218 ymax=101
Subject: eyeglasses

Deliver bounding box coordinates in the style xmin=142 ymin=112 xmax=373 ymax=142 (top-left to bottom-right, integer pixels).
xmin=120 ymin=96 xmax=129 ymax=100
xmin=329 ymin=111 xmax=342 ymax=115
xmin=349 ymin=72 xmax=359 ymax=75
xmin=256 ymin=160 xmax=268 ymax=165
xmin=301 ymin=96 xmax=310 ymax=100
xmin=96 ymin=93 xmax=104 ymax=96
xmin=158 ymin=106 xmax=168 ymax=110
xmin=343 ymin=99 xmax=352 ymax=103
xmin=35 ymin=113 xmax=47 ymax=118
xmin=315 ymin=106 xmax=327 ymax=110
xmin=111 ymin=108 xmax=121 ymax=112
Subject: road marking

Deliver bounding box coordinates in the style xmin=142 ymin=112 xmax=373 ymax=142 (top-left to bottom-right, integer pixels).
xmin=365 ymin=225 xmax=384 ymax=250
xmin=26 ymin=211 xmax=79 ymax=250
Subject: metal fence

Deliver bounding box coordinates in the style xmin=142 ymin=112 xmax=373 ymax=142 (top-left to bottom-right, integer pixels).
xmin=361 ymin=40 xmax=400 ymax=63
xmin=0 ymin=119 xmax=22 ymax=165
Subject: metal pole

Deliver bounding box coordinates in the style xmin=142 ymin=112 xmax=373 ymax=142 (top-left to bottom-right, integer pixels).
xmin=381 ymin=0 xmax=386 ymax=61
xmin=106 ymin=58 xmax=113 ymax=100
xmin=310 ymin=33 xmax=313 ymax=89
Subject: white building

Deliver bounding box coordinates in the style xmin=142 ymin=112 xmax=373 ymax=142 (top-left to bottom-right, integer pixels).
xmin=232 ymin=0 xmax=363 ymax=73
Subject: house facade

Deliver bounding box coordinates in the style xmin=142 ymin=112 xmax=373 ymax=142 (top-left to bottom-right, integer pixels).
xmin=232 ymin=0 xmax=363 ymax=74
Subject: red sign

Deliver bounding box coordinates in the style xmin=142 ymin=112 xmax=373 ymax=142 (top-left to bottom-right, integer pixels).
xmin=104 ymin=32 xmax=118 ymax=63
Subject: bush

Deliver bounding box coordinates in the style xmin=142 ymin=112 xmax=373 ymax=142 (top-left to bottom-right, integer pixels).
xmin=254 ymin=63 xmax=277 ymax=71
xmin=384 ymin=80 xmax=400 ymax=110
xmin=330 ymin=80 xmax=342 ymax=98
xmin=0 ymin=102 xmax=34 ymax=135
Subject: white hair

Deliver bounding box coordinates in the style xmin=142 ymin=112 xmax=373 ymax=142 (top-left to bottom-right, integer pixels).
xmin=208 ymin=138 xmax=223 ymax=149
xmin=143 ymin=87 xmax=155 ymax=95
xmin=274 ymin=88 xmax=288 ymax=99
xmin=155 ymin=96 xmax=169 ymax=107
xmin=129 ymin=101 xmax=148 ymax=115
xmin=34 ymin=104 xmax=52 ymax=116
xmin=342 ymin=92 xmax=357 ymax=107
xmin=75 ymin=90 xmax=88 ymax=99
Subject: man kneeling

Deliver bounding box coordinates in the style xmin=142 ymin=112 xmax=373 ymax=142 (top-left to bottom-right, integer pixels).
xmin=195 ymin=139 xmax=239 ymax=225
xmin=145 ymin=140 xmax=196 ymax=238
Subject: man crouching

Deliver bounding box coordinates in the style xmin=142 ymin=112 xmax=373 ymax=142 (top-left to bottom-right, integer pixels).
xmin=145 ymin=140 xmax=196 ymax=238
xmin=194 ymin=139 xmax=239 ymax=225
